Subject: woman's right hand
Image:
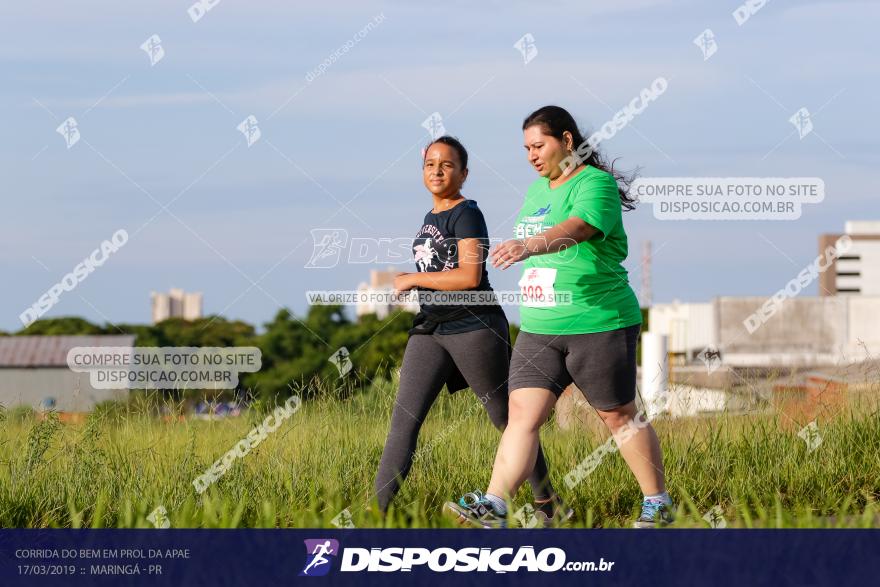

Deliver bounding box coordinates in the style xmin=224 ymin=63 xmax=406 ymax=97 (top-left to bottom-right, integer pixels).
xmin=491 ymin=239 xmax=531 ymax=270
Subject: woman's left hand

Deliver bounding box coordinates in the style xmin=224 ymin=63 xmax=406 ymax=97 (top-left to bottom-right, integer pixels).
xmin=393 ymin=273 xmax=417 ymax=292
xmin=491 ymin=239 xmax=530 ymax=269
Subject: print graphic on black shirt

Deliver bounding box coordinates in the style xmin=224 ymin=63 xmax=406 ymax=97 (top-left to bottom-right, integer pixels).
xmin=409 ymin=199 xmax=502 ymax=334
xmin=412 ymin=234 xmax=455 ymax=274
xmin=413 ymin=239 xmax=436 ymax=272
xmin=412 ymin=200 xmax=486 ymax=279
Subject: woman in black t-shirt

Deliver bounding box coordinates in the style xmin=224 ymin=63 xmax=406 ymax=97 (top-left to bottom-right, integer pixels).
xmin=373 ymin=136 xmax=568 ymax=524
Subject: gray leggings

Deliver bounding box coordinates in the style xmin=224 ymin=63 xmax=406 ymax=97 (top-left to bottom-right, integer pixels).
xmin=375 ymin=324 xmax=554 ymax=512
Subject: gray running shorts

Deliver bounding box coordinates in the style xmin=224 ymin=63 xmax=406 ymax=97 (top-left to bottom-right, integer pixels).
xmin=508 ymin=324 xmax=641 ymax=410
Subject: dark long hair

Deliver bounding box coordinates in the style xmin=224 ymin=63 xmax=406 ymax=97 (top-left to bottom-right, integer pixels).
xmin=522 ymin=105 xmax=638 ymax=211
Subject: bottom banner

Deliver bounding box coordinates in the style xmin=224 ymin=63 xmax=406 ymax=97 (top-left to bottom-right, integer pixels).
xmin=1 ymin=529 xmax=876 ymax=586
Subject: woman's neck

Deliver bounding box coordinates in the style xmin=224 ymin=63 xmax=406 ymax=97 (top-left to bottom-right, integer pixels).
xmin=431 ymin=193 xmax=464 ymax=213
xmin=548 ymin=164 xmax=586 ymax=189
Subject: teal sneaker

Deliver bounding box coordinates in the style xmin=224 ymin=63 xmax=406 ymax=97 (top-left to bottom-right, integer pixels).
xmin=633 ymin=497 xmax=674 ymax=528
xmin=444 ymin=491 xmax=507 ymax=528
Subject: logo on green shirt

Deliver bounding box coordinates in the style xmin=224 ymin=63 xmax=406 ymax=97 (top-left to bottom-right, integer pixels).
xmin=516 ymin=204 xmax=552 ymax=239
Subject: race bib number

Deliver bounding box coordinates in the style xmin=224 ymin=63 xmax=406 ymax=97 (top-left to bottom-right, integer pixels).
xmin=518 ymin=268 xmax=557 ymax=307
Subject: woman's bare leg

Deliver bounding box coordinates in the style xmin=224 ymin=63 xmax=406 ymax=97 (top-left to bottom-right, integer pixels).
xmin=486 ymin=387 xmax=557 ymax=499
xmin=595 ymin=401 xmax=665 ymax=495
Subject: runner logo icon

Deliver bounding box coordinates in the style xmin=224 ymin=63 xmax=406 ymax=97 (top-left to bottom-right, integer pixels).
xmin=300 ymin=539 xmax=340 ymax=577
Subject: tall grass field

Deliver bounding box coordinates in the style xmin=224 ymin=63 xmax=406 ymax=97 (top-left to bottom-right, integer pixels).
xmin=1 ymin=376 xmax=878 ymax=529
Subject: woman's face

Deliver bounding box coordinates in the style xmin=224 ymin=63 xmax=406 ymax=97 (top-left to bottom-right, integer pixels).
xmin=423 ymin=142 xmax=467 ymax=197
xmin=523 ymin=125 xmax=572 ymax=179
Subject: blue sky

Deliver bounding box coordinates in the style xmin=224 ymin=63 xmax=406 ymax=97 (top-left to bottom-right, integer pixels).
xmin=2 ymin=0 xmax=878 ymax=332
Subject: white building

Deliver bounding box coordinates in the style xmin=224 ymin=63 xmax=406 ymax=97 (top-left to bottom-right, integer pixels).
xmin=0 ymin=335 xmax=134 ymax=412
xmin=820 ymin=220 xmax=880 ymax=296
xmin=650 ymin=296 xmax=880 ymax=368
xmin=647 ymin=301 xmax=714 ymax=358
xmin=151 ymin=288 xmax=203 ymax=324
xmin=356 ymin=268 xmax=419 ymax=320
xmin=649 ymin=221 xmax=880 ymax=368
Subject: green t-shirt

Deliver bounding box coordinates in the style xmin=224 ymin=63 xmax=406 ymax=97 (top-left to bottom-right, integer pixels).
xmin=514 ymin=165 xmax=642 ymax=335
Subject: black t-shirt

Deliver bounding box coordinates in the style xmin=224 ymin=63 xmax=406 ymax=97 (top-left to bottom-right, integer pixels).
xmin=412 ymin=199 xmax=506 ymax=334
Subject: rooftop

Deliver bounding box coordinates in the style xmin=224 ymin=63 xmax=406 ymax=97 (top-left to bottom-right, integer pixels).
xmin=0 ymin=335 xmax=136 ymax=368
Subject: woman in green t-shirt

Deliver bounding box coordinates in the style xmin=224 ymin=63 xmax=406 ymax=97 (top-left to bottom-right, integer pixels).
xmin=446 ymin=106 xmax=672 ymax=528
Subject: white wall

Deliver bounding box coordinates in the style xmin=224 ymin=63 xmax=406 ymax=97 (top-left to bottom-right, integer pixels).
xmin=0 ymin=369 xmax=127 ymax=412
xmin=650 ymin=296 xmax=880 ymax=367
xmin=648 ymin=302 xmax=715 ymax=355
xmin=846 ymin=296 xmax=880 ymax=359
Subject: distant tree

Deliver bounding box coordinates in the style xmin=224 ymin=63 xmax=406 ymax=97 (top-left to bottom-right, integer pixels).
xmin=256 ymin=309 xmax=320 ymax=370
xmin=111 ymin=323 xmax=161 ymax=346
xmin=148 ymin=316 xmax=256 ymax=347
xmin=243 ymin=308 xmax=332 ymax=400
xmin=12 ymin=306 xmax=533 ymax=403
xmin=305 ymin=304 xmax=349 ymax=342
xmin=509 ymin=321 xmax=520 ymax=345
xmin=335 ymin=311 xmax=411 ymax=381
xmin=16 ymin=317 xmax=103 ymax=335
xmin=245 ymin=307 xmax=415 ymax=400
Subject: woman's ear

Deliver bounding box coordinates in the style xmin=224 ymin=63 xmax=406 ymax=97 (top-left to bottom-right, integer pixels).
xmin=461 ymin=167 xmax=469 ymax=184
xmin=562 ymin=131 xmax=574 ymax=151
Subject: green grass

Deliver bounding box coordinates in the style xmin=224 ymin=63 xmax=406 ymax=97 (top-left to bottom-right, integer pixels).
xmin=1 ymin=377 xmax=878 ymax=529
